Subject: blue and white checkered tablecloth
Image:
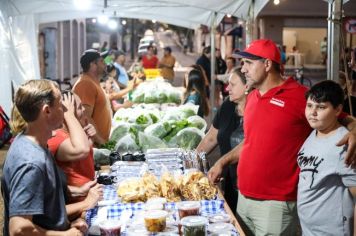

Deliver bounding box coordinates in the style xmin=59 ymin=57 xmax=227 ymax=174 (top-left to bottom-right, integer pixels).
xmin=86 ymin=185 xmax=226 ymax=227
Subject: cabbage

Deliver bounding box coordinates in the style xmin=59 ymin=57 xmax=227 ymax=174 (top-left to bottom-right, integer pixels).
xmin=167 ymin=92 xmax=181 ymax=104
xmin=93 ymin=148 xmax=111 ymax=165
xmin=110 ymin=123 xmax=131 ymax=141
xmin=163 ymin=120 xmax=189 ymax=142
xmin=187 ymin=115 xmax=207 ymax=132
xmin=144 ymin=122 xmax=172 ymax=138
xmin=115 ymin=133 xmax=140 ymax=154
xmin=138 ymin=132 xmax=167 ymax=152
xmin=176 ymin=127 xmax=204 ymax=150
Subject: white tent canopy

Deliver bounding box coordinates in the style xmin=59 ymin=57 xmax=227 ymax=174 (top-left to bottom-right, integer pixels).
xmin=7 ymin=0 xmax=269 ymax=27
xmin=0 ymin=0 xmax=269 ymax=114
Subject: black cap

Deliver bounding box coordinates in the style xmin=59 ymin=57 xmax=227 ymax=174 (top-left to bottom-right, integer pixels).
xmin=164 ymin=46 xmax=172 ymax=53
xmin=80 ymin=49 xmax=101 ymax=69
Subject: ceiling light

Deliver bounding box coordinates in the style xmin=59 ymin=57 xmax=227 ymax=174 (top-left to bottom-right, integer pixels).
xmin=108 ymin=19 xmax=118 ymax=30
xmin=121 ymin=20 xmax=127 ymax=25
xmin=98 ymin=15 xmax=109 ymax=24
xmin=73 ymin=0 xmax=91 ymax=10
xmin=273 ymin=0 xmax=280 ymax=5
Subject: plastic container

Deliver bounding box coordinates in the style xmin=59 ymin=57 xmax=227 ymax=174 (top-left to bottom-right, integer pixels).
xmin=208 ymin=213 xmax=231 ymax=223
xmin=208 ymin=222 xmax=236 ymax=236
xmin=144 ymin=210 xmax=168 ymax=232
xmin=145 ymin=202 xmax=164 ymax=211
xmin=180 ymin=216 xmax=208 ymax=236
xmin=177 ymin=201 xmax=201 ymax=219
xmin=126 ymin=225 xmax=149 ymax=236
xmin=98 ymin=219 xmax=121 ymax=236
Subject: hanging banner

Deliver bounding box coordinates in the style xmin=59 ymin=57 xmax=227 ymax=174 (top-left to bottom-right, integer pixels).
xmin=345 ymin=18 xmax=356 ymax=34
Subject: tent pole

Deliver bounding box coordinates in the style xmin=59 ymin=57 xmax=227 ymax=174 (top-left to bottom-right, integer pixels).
xmin=210 ymin=12 xmax=217 ymax=120
xmin=327 ymin=0 xmax=342 ymax=81
xmin=246 ymin=0 xmax=255 ymax=46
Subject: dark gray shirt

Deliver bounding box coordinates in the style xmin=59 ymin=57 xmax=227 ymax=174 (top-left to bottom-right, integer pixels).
xmin=297 ymin=127 xmax=356 ymax=236
xmin=1 ymin=134 xmax=69 ymax=235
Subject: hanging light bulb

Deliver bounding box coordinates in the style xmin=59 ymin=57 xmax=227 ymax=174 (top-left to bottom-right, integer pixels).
xmin=152 ymin=19 xmax=157 ymax=23
xmin=108 ymin=19 xmax=118 ymax=30
xmin=121 ymin=20 xmax=127 ymax=25
xmin=273 ymin=0 xmax=280 ymax=5
xmin=227 ymin=14 xmax=232 ymax=18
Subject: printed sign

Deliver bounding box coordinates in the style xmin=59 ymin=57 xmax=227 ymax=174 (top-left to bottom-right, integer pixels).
xmin=144 ymin=69 xmax=161 ymax=80
xmin=345 ymin=18 xmax=356 ymax=34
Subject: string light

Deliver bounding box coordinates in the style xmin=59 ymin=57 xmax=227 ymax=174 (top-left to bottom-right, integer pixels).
xmin=273 ymin=0 xmax=280 ymax=5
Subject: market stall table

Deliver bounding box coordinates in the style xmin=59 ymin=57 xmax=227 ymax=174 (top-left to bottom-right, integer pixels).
xmin=86 ymin=184 xmax=245 ymax=235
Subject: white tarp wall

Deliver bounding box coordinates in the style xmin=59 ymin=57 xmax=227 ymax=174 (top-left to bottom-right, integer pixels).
xmin=0 ymin=2 xmax=40 ymax=114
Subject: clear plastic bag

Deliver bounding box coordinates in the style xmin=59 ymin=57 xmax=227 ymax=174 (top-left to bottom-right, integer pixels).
xmin=110 ymin=122 xmax=131 ymax=142
xmin=144 ymin=122 xmax=172 ymax=138
xmin=138 ymin=132 xmax=167 ymax=152
xmin=115 ymin=133 xmax=140 ymax=154
xmin=176 ymin=127 xmax=204 ymax=150
xmin=187 ymin=115 xmax=207 ymax=132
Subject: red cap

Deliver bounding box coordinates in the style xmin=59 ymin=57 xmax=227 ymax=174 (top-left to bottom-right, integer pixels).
xmin=233 ymin=39 xmax=281 ymax=64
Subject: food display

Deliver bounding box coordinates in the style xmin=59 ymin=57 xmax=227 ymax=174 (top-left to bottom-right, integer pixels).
xmin=106 ymin=104 xmax=206 ymax=154
xmin=117 ymin=178 xmax=146 ymax=203
xmin=160 ymin=172 xmax=182 ymax=202
xmin=177 ymin=201 xmax=201 ymax=219
xmin=180 ymin=216 xmax=208 ymax=236
xmin=116 ymin=170 xmax=217 ymax=203
xmin=142 ymin=172 xmax=161 ymax=199
xmin=144 ymin=210 xmax=168 ymax=232
xmin=180 ymin=171 xmax=217 ymax=201
xmin=131 ymin=80 xmax=183 ymax=104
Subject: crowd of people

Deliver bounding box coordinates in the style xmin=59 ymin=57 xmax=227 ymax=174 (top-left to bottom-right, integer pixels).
xmin=2 ymin=36 xmax=356 ymax=236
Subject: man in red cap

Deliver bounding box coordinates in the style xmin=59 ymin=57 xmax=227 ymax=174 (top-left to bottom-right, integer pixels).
xmin=208 ymin=39 xmax=356 ymax=235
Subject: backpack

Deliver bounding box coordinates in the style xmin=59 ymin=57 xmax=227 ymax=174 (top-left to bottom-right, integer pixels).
xmin=0 ymin=106 xmax=12 ymax=148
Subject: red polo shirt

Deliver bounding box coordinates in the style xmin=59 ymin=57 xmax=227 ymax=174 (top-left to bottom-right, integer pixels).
xmin=238 ymin=78 xmax=311 ymax=201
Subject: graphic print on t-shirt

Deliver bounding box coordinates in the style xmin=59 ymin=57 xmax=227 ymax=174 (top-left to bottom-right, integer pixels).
xmin=297 ymin=149 xmax=324 ymax=188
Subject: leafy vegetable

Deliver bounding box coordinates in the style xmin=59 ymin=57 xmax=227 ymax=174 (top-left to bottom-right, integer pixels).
xmin=93 ymin=148 xmax=111 ymax=165
xmin=176 ymin=127 xmax=204 ymax=150
xmin=144 ymin=122 xmax=172 ymax=138
xmin=110 ymin=124 xmax=130 ymax=141
xmin=136 ymin=114 xmax=149 ymax=125
xmin=163 ymin=120 xmax=189 ymax=142
xmin=115 ymin=134 xmax=140 ymax=154
xmin=180 ymin=108 xmax=196 ymax=119
xmin=144 ymin=94 xmax=158 ymax=103
xmin=187 ymin=116 xmax=207 ymax=131
xmin=157 ymin=93 xmax=168 ymax=103
xmin=167 ymin=93 xmax=181 ymax=104
xmin=100 ymin=140 xmax=117 ymax=151
xmin=149 ymin=113 xmax=159 ymax=123
xmin=132 ymin=93 xmax=145 ymax=103
xmin=138 ymin=132 xmax=167 ymax=152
